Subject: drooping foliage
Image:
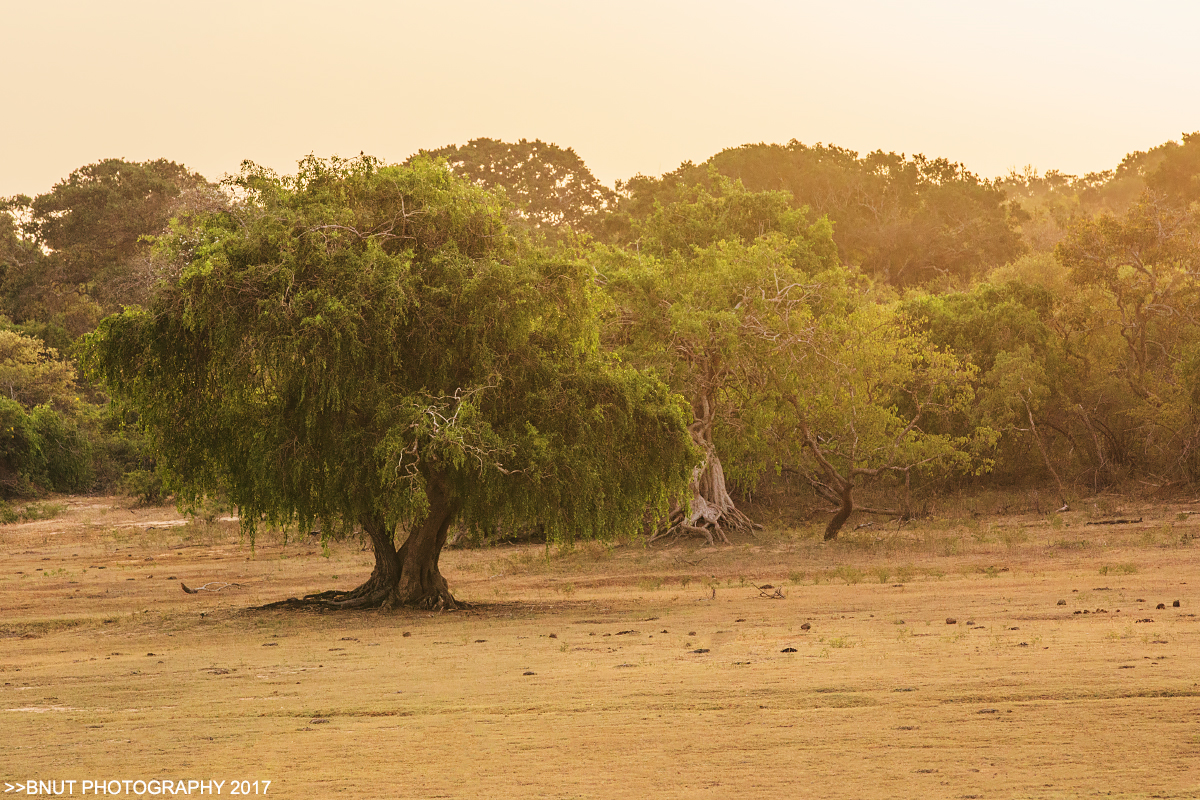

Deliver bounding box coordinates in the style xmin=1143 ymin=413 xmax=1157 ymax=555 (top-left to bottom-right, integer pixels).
xmin=84 ymin=155 xmax=695 ymax=605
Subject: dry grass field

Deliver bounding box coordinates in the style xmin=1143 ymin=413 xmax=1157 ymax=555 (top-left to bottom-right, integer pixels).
xmin=1 ymin=494 xmax=1198 ymax=799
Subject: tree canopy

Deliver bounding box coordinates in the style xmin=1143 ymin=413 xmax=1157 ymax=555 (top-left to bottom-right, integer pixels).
xmin=411 ymin=138 xmax=615 ymax=236
xmin=609 ymin=142 xmax=1026 ymax=286
xmin=84 ymin=155 xmax=695 ymax=608
xmin=3 ymin=158 xmax=217 ymax=341
xmin=13 ymin=131 xmax=1200 ymax=559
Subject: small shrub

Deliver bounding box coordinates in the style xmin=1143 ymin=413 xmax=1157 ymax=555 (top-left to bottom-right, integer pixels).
xmin=1000 ymin=527 xmax=1027 ymax=549
xmin=831 ymin=565 xmax=864 ymax=585
xmin=940 ymin=537 xmax=963 ymax=556
xmin=1052 ymin=538 xmax=1091 ymax=550
xmin=0 ymin=500 xmax=66 ymax=524
xmin=874 ymin=566 xmax=891 ymax=584
xmin=121 ymin=469 xmax=168 ymax=506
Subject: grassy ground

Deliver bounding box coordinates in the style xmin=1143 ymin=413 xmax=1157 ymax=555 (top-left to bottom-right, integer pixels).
xmin=1 ymin=495 xmax=1198 ymax=799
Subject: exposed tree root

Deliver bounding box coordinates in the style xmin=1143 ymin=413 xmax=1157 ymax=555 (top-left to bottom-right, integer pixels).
xmin=255 ymin=474 xmax=463 ymax=611
xmin=180 ymin=581 xmax=245 ymax=594
xmin=652 ymin=428 xmax=759 ymax=545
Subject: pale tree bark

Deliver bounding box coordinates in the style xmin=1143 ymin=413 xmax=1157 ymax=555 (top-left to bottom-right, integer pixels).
xmin=653 ymin=388 xmax=757 ymax=545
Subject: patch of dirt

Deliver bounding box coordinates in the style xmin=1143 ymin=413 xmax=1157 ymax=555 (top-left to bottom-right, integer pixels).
xmin=1 ymin=496 xmax=1198 ymax=799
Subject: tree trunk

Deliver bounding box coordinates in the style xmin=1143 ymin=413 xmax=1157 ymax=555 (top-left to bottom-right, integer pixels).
xmin=386 ymin=472 xmax=458 ymax=610
xmin=301 ymin=513 xmax=400 ymax=609
xmin=1023 ymin=393 xmax=1069 ymax=509
xmin=654 ymin=422 xmax=757 ymax=545
xmin=299 ymin=473 xmax=458 ymax=611
xmin=824 ymin=480 xmax=854 ymax=541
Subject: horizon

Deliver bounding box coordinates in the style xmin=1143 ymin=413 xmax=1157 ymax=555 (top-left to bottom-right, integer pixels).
xmin=3 ymin=0 xmax=1198 ymax=198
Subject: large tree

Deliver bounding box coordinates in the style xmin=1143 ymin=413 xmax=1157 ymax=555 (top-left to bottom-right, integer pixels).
xmin=84 ymin=155 xmax=695 ymax=609
xmin=411 ymin=138 xmax=615 ymax=236
xmin=611 ymin=142 xmax=1026 ymax=286
xmin=5 ymin=158 xmax=217 ymax=339
xmin=593 ymin=175 xmax=843 ymax=542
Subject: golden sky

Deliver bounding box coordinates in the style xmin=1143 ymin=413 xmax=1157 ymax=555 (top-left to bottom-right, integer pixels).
xmin=3 ymin=0 xmax=1197 ymax=196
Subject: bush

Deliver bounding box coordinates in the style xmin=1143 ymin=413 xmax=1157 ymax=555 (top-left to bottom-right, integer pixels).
xmin=0 ymin=397 xmax=45 ymax=496
xmin=119 ymin=469 xmax=169 ymax=506
xmin=30 ymin=405 xmax=93 ymax=492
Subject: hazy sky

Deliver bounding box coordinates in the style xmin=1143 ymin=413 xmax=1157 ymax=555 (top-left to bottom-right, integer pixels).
xmin=3 ymin=0 xmax=1198 ymax=197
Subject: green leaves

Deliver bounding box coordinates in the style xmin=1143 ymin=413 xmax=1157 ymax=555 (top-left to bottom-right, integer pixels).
xmin=84 ymin=155 xmax=694 ymax=545
xmin=412 ymin=138 xmax=616 ymax=235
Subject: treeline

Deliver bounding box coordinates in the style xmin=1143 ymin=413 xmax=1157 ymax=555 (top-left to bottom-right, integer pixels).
xmin=2 ymin=135 xmax=1199 ymax=536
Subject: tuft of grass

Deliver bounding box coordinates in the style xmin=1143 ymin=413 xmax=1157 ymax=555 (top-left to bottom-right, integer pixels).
xmin=636 ymin=577 xmax=664 ymax=591
xmin=788 ymin=570 xmax=806 ymax=585
xmin=1000 ymin=527 xmax=1028 ymax=550
xmin=831 ymin=566 xmax=864 ymax=585
xmin=1105 ymin=625 xmax=1135 ymax=641
xmin=895 ymin=564 xmax=916 ymax=584
xmin=827 ymin=636 xmax=856 ymax=649
xmin=873 ymin=566 xmax=891 ymax=584
xmin=0 ymin=501 xmax=67 ymax=524
xmin=1051 ymin=538 xmax=1090 ymax=551
xmin=1099 ymin=563 xmax=1137 ymax=576
xmin=937 ymin=536 xmax=963 ymax=556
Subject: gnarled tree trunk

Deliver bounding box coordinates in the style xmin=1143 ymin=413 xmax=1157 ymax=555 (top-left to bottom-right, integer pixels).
xmin=654 ymin=412 xmax=757 ymax=545
xmin=297 ymin=472 xmax=459 ymax=610
xmin=386 ymin=472 xmax=458 ymax=610
xmin=824 ymin=479 xmax=854 ymax=541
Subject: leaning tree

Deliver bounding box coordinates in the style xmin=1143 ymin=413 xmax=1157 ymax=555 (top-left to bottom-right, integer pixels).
xmin=592 ymin=175 xmax=843 ymax=542
xmin=775 ymin=301 xmax=994 ymax=540
xmin=83 ymin=155 xmax=695 ymax=609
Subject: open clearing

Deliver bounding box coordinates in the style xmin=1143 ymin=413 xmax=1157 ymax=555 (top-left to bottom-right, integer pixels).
xmin=1 ymin=496 xmax=1198 ymax=799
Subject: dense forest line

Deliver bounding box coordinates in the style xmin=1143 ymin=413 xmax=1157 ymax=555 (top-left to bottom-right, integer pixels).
xmin=2 ymin=133 xmax=1199 ymax=542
